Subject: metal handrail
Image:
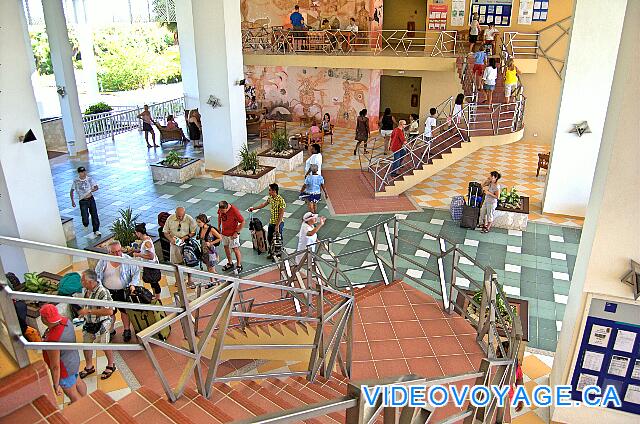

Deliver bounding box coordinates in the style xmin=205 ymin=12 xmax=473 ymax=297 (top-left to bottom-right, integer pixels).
xmin=242 ymin=27 xmax=457 ymax=57
xmin=502 ymin=31 xmax=540 ymax=58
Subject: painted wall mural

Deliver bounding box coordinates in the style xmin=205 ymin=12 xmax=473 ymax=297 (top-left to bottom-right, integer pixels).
xmin=245 ymin=65 xmax=381 ymax=130
xmin=241 ymin=0 xmax=382 ymax=32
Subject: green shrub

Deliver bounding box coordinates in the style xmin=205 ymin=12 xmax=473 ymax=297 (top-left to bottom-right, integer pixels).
xmin=271 ymin=129 xmax=289 ymax=153
xmin=84 ymin=102 xmax=113 ymax=115
xmin=110 ymin=208 xmax=140 ymax=248
xmin=238 ymin=145 xmax=258 ymax=174
xmin=30 ymin=30 xmax=80 ymax=76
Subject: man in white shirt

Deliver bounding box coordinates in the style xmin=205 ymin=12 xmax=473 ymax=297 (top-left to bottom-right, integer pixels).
xmin=70 ymin=166 xmax=101 ymax=237
xmin=346 ymin=17 xmax=359 ymax=33
xmin=424 ymin=107 xmax=438 ymax=141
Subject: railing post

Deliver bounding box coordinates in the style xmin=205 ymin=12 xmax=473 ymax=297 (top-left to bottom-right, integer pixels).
xmin=448 ymin=248 xmax=461 ymax=315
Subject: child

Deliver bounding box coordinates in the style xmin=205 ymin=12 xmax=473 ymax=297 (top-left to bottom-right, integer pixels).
xmin=451 ymin=93 xmax=464 ymax=126
xmin=424 ymin=107 xmax=437 ymax=142
xmin=472 ymin=46 xmax=489 ymax=90
xmin=300 ymin=164 xmax=328 ymax=214
xmin=310 ymin=119 xmax=321 ymax=134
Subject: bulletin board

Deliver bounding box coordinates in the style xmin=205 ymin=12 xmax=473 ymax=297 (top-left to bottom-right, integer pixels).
xmin=532 ymin=1 xmax=550 ymax=22
xmin=470 ymin=0 xmax=513 ymax=27
xmin=428 ymin=4 xmax=448 ymax=31
xmin=570 ymin=298 xmax=640 ymax=415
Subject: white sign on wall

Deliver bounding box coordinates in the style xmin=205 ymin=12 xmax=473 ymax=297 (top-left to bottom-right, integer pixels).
xmin=451 ymin=0 xmax=466 ymax=26
xmin=518 ymin=0 xmax=535 ymax=24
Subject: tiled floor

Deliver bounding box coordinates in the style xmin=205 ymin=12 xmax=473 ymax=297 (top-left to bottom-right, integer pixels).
xmin=512 ymin=351 xmax=555 ymax=423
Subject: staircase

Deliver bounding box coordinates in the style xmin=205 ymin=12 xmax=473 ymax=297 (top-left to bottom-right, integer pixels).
xmin=364 ymin=54 xmax=525 ymax=197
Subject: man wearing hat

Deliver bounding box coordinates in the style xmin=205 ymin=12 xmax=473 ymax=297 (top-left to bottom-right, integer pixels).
xmin=70 ymin=166 xmax=101 ymax=237
xmin=296 ymin=212 xmax=326 ymax=264
xmin=40 ymin=304 xmax=86 ymax=403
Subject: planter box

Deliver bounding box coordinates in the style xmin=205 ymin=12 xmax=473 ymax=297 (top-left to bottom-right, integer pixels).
xmin=223 ymin=165 xmax=276 ymax=194
xmin=494 ymin=196 xmax=530 ymax=231
xmin=150 ymin=157 xmax=202 ymax=184
xmin=84 ymin=233 xmax=161 ymax=270
xmin=60 ymin=216 xmax=75 ymax=242
xmin=257 ymin=148 xmax=304 ymax=172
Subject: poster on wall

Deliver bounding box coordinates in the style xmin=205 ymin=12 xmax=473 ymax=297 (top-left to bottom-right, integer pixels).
xmin=533 ymin=1 xmax=549 ymax=21
xmin=451 ymin=0 xmax=466 ymax=26
xmin=428 ymin=4 xmax=448 ymax=31
xmin=470 ymin=0 xmax=513 ymax=27
xmin=518 ymin=0 xmax=535 ymax=24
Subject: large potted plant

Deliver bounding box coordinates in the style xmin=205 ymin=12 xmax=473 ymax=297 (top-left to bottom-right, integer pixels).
xmin=257 ymin=129 xmax=304 ymax=171
xmin=85 ymin=207 xmax=143 ymax=268
xmin=498 ymin=187 xmax=522 ymax=210
xmin=223 ymin=144 xmax=276 ymax=193
xmin=150 ymin=151 xmax=202 ymax=183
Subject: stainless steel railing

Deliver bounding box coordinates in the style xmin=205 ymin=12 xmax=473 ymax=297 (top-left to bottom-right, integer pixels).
xmin=242 ymin=27 xmax=457 ymax=57
xmin=502 ymin=31 xmax=540 ymax=58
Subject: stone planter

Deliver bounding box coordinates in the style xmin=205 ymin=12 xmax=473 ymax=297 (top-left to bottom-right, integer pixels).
xmin=60 ymin=216 xmax=75 ymax=242
xmin=84 ymin=233 xmax=161 ymax=270
xmin=257 ymin=148 xmax=304 ymax=172
xmin=223 ymin=165 xmax=276 ymax=194
xmin=150 ymin=157 xmax=202 ymax=184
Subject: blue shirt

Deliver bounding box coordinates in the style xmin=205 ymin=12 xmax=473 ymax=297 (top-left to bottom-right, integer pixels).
xmin=304 ymin=175 xmax=324 ymax=194
xmin=290 ymin=11 xmax=304 ymax=27
xmin=474 ymin=51 xmax=487 ymax=65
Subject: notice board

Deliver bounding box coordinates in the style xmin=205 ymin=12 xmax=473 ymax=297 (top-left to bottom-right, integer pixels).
xmin=428 ymin=4 xmax=448 ymax=31
xmin=570 ymin=298 xmax=640 ymax=415
xmin=470 ymin=0 xmax=513 ymax=27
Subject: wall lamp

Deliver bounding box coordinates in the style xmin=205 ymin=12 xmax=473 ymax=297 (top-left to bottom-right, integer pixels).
xmin=18 ymin=129 xmax=37 ymax=143
xmin=56 ymin=85 xmax=66 ymax=97
xmin=621 ymin=259 xmax=640 ymax=300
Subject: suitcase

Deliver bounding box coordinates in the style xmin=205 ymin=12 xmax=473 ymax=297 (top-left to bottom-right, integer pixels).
xmin=468 ymin=182 xmax=484 ymax=208
xmin=460 ymin=205 xmax=481 ymax=229
xmin=251 ymin=228 xmax=268 ymax=254
xmin=126 ymin=299 xmax=171 ymax=341
xmin=450 ymin=196 xmax=465 ymax=221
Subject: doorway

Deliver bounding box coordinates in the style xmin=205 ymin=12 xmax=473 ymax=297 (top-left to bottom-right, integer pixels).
xmin=379 ymin=75 xmax=421 ymax=123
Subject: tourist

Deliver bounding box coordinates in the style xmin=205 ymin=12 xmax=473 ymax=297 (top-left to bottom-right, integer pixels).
xmin=296 ymin=212 xmax=326 ymax=264
xmin=321 ymin=113 xmax=332 ymax=134
xmin=290 ymin=5 xmax=306 ymax=50
xmin=346 ymin=17 xmax=359 ymax=33
xmin=309 ymin=119 xmax=322 ymax=145
xmin=137 ymin=104 xmax=157 ymax=148
xmin=380 ymin=107 xmax=396 ymax=153
xmin=504 ymin=58 xmax=521 ymax=102
xmin=95 ymin=240 xmax=140 ymax=342
xmin=479 ymin=171 xmax=502 ymax=233
xmin=299 ymin=164 xmax=328 ymax=214
xmin=187 ymin=109 xmax=202 ymax=147
xmin=164 ymin=115 xmax=188 ymax=143
xmin=196 ymin=214 xmax=222 ymax=275
xmin=483 ymin=23 xmax=499 ymax=54
xmin=482 ymin=58 xmax=498 ymax=104
xmin=310 ymin=119 xmax=321 ymax=135
xmin=305 ymin=143 xmax=323 ymax=176
xmin=133 ymin=223 xmax=161 ymax=301
xmin=249 ymin=183 xmax=286 ymax=260
xmin=390 ymin=120 xmax=407 ymax=177
xmin=424 ymin=107 xmax=437 ymax=142
xmin=408 ymin=113 xmax=420 ymax=140
xmin=472 ymin=46 xmax=489 ymax=90
xmin=320 ymin=18 xmax=331 ymax=31
xmin=163 ymin=207 xmax=197 ymax=266
xmin=217 ymin=201 xmax=245 ymax=273
xmin=70 ymin=166 xmax=101 ymax=238
xmin=353 ymin=108 xmax=370 ymax=155
xmin=40 ymin=304 xmax=86 ymax=403
xmin=469 ymin=13 xmax=480 ymax=52
xmin=77 ymin=269 xmax=117 ymax=381
xmin=452 ymin=93 xmax=464 ymax=125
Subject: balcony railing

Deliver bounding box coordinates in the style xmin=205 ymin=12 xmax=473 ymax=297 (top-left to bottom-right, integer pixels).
xmin=242 ymin=27 xmax=457 ymax=57
xmin=502 ymin=31 xmax=540 ymax=58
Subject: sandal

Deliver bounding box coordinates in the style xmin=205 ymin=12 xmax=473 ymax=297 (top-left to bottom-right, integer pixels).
xmin=123 ymin=329 xmax=132 ymax=342
xmin=79 ymin=366 xmax=95 ymax=379
xmin=101 ymin=365 xmax=116 ymax=380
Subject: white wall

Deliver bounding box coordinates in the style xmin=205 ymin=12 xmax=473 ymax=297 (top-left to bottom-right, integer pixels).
xmin=550 ymin=0 xmax=639 ymax=422
xmin=176 ymin=0 xmax=200 ymax=109
xmin=0 ymin=0 xmax=69 ymax=273
xmin=542 ymin=0 xmax=627 ymax=217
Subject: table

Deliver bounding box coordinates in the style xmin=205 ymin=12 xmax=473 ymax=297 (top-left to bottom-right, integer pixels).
xmin=493 ymin=196 xmax=530 ymax=231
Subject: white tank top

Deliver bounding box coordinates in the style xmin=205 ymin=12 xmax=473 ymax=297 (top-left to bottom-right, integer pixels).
xmin=102 ymin=263 xmax=122 ymax=290
xmin=140 ymin=238 xmax=158 ymax=263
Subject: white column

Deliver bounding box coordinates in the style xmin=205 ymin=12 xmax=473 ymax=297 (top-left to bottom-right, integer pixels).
xmin=17 ymin=0 xmax=37 ymax=76
xmin=74 ymin=0 xmax=99 ymax=102
xmin=0 ymin=0 xmax=70 ymax=275
xmin=175 ymin=0 xmax=200 ymax=109
xmin=42 ymin=0 xmax=87 ymax=155
xmin=550 ymin=1 xmax=638 ymax=423
xmin=542 ymin=0 xmax=627 ymax=217
xmin=183 ymin=0 xmax=247 ymax=171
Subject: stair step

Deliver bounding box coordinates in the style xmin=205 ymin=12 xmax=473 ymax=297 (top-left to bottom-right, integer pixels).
xmin=0 ymin=395 xmax=67 ymax=424
xmin=61 ymin=390 xmax=139 ymax=424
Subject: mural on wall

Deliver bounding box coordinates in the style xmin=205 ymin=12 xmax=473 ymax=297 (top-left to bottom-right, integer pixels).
xmin=244 ymin=65 xmax=380 ymax=129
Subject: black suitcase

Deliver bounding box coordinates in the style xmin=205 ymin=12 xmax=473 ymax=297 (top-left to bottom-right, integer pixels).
xmin=460 ymin=205 xmax=481 ymax=229
xmin=249 ymin=213 xmax=267 ymax=254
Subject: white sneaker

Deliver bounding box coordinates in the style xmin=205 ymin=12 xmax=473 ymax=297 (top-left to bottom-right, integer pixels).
xmin=94 ymin=231 xmax=101 ymax=237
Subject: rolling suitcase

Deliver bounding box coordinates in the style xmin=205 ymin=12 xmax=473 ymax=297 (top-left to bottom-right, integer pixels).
xmin=460 ymin=182 xmax=483 ymax=229
xmin=450 ymin=196 xmax=465 ymax=221
xmin=126 ymin=298 xmax=171 ymax=341
xmin=249 ymin=213 xmax=267 ymax=254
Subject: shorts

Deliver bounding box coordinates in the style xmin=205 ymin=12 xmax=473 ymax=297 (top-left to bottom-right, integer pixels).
xmin=300 ymin=192 xmax=321 ymax=203
xmin=222 ymin=235 xmax=240 ymax=249
xmin=472 ymin=64 xmax=485 ymax=76
xmin=169 ymin=244 xmax=184 ymax=264
xmin=83 ymin=320 xmax=111 ymax=344
xmin=202 ymin=249 xmax=218 ymax=268
xmin=108 ymin=289 xmax=126 ymax=312
xmin=480 ymin=201 xmax=497 ymax=224
xmin=469 ymin=34 xmax=478 ymax=43
xmin=59 ymin=373 xmax=78 ymax=389
xmin=483 ymin=84 xmax=496 ymax=91
xmin=380 ymin=129 xmax=393 ymax=137
xmin=142 ymin=122 xmax=153 ymax=132
xmin=505 ymin=83 xmax=517 ymax=97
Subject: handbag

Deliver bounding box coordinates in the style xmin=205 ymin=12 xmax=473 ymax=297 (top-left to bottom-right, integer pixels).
xmin=82 ymin=321 xmax=104 ymax=334
xmin=128 ymin=286 xmax=154 ymax=304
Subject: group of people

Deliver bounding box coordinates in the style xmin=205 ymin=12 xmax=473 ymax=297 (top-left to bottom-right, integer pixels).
xmin=471 ymin=46 xmax=521 ymax=104
xmin=136 ymin=105 xmax=203 ymax=148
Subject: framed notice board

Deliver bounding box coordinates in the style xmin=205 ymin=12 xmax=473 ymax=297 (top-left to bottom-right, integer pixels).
xmin=570 ymin=298 xmax=640 ymax=415
xmin=470 ymin=0 xmax=513 ymax=27
xmin=533 ymin=1 xmax=550 ymax=21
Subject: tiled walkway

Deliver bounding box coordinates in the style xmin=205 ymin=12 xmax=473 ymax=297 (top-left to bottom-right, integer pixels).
xmin=48 ymin=127 xmax=581 ymax=352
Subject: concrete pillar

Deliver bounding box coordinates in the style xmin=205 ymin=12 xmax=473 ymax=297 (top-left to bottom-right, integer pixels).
xmin=17 ymin=0 xmax=37 ymax=76
xmin=0 ymin=0 xmax=70 ymax=275
xmin=74 ymin=0 xmax=100 ymax=102
xmin=542 ymin=0 xmax=627 ymax=217
xmin=177 ymin=0 xmax=247 ymax=171
xmin=550 ymin=1 xmax=639 ymax=423
xmin=175 ymin=0 xmax=200 ymax=109
xmin=42 ymin=0 xmax=87 ymax=155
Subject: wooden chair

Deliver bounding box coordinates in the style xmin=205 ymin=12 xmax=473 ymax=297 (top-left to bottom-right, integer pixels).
xmin=307 ymin=131 xmax=324 ymax=150
xmin=323 ymin=124 xmax=335 ymax=145
xmin=259 ymin=120 xmax=275 ymax=148
xmin=273 ymin=120 xmax=287 ymax=133
xmin=155 ymin=123 xmax=186 ymax=145
xmin=246 ymin=112 xmax=263 ymax=136
xmin=537 ymin=152 xmax=550 ymax=177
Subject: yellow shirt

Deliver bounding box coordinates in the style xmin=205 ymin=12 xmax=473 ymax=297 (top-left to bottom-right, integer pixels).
xmin=505 ymin=68 xmax=518 ymax=85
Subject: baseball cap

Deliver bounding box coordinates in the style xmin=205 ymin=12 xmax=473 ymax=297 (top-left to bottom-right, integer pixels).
xmin=77 ymin=166 xmax=86 ymax=173
xmin=40 ymin=304 xmax=62 ymax=324
xmin=303 ymin=212 xmax=318 ymax=222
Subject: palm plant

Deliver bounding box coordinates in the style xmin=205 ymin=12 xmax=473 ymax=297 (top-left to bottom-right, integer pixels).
xmin=163 ymin=151 xmax=182 ymax=168
xmin=271 ymin=129 xmax=289 ymax=153
xmin=109 ymin=207 xmax=140 ymax=247
xmin=238 ymin=144 xmax=259 ymax=174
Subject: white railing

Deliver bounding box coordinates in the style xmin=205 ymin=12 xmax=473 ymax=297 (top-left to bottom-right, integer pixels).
xmin=242 ymin=27 xmax=457 ymax=57
xmin=502 ymin=31 xmax=539 ymax=58
xmin=82 ymin=97 xmax=186 ymax=143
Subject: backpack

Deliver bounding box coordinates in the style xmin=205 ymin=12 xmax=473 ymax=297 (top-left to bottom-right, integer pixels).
xmin=182 ymin=238 xmax=202 ymax=267
xmin=248 ymin=213 xmax=263 ymax=232
xmin=58 ymin=272 xmax=82 ymax=296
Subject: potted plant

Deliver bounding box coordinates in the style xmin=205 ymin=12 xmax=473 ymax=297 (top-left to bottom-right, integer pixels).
xmin=467 ymin=285 xmax=517 ymax=327
xmin=499 ymin=187 xmax=522 ymax=210
xmin=150 ymin=151 xmax=202 ymax=183
xmin=84 ymin=102 xmax=113 ymax=115
xmin=257 ymin=129 xmax=304 ymax=172
xmin=223 ymin=145 xmax=276 ymax=193
xmin=110 ymin=207 xmax=140 ymax=253
xmin=239 ymin=144 xmax=259 ymax=174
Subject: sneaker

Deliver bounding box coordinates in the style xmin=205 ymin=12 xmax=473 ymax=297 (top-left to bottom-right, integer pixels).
xmin=94 ymin=231 xmax=101 ymax=237
xmin=222 ymin=263 xmax=235 ymax=272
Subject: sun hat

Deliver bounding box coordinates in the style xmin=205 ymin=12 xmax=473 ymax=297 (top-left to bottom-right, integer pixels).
xmin=303 ymin=212 xmax=318 ymax=222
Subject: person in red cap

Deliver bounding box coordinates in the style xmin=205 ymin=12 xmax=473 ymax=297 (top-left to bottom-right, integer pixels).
xmin=40 ymin=304 xmax=86 ymax=403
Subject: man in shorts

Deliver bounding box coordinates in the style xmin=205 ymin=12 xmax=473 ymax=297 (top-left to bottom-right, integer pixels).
xmin=218 ymin=200 xmax=245 ymax=273
xmin=77 ymin=269 xmax=117 ymax=380
xmin=137 ymin=104 xmax=157 ymax=148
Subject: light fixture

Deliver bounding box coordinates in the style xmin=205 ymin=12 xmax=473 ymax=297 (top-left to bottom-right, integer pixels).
xmin=56 ymin=85 xmax=66 ymax=97
xmin=18 ymin=129 xmax=37 ymax=143
xmin=621 ymin=260 xmax=640 ymax=300
xmin=569 ymin=121 xmax=591 ymax=137
xmin=207 ymin=95 xmax=222 ymax=109
xmin=235 ymin=78 xmax=246 ymax=86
